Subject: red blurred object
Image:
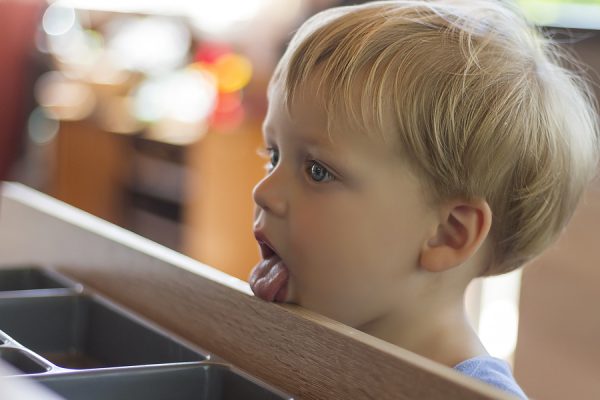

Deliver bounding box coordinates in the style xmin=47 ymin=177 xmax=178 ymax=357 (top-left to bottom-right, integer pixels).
xmin=194 ymin=42 xmax=232 ymax=65
xmin=194 ymin=43 xmax=252 ymax=132
xmin=214 ymin=92 xmax=242 ymax=114
xmin=211 ymin=103 xmax=246 ymax=132
xmin=0 ymin=0 xmax=45 ymax=180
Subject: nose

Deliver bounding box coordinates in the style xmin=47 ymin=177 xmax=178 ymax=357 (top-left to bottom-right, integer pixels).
xmin=252 ymin=167 xmax=288 ymax=217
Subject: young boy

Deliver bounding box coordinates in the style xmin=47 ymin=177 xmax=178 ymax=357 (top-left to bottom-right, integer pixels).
xmin=248 ymin=1 xmax=599 ymax=398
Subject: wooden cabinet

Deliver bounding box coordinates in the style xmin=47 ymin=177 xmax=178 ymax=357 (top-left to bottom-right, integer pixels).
xmin=43 ymin=119 xmax=265 ymax=281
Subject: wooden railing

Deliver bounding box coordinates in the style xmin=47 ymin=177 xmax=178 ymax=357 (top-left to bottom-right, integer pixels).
xmin=0 ymin=182 xmax=513 ymax=399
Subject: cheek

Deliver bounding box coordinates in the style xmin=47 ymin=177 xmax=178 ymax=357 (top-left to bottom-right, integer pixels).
xmin=287 ymin=188 xmax=432 ymax=326
xmin=288 ymin=204 xmax=404 ymax=325
xmin=288 ymin=204 xmax=356 ymax=286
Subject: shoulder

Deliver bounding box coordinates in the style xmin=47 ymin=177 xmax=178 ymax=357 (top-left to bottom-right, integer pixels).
xmin=454 ymin=355 xmax=528 ymax=399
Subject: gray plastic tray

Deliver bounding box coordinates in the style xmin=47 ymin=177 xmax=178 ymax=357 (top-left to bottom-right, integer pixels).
xmin=32 ymin=363 xmax=291 ymax=400
xmin=0 ymin=267 xmax=82 ymax=298
xmin=0 ymin=294 xmax=205 ymax=369
xmin=0 ymin=347 xmax=49 ymax=374
xmin=0 ymin=267 xmax=293 ymax=399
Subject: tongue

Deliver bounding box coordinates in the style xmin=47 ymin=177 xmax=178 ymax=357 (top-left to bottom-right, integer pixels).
xmin=250 ymin=257 xmax=289 ymax=302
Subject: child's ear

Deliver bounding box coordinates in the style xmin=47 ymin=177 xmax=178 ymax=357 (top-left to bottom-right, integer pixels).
xmin=419 ymin=199 xmax=492 ymax=272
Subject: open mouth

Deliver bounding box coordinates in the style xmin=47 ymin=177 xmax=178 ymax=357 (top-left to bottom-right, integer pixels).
xmin=251 ymin=232 xmax=289 ymax=302
xmin=258 ymin=240 xmax=277 ymax=260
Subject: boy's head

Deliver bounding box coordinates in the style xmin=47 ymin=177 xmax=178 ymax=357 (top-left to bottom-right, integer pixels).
xmin=250 ymin=0 xmax=599 ymax=328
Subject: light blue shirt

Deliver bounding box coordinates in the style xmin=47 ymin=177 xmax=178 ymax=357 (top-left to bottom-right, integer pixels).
xmin=454 ymin=355 xmax=528 ymax=399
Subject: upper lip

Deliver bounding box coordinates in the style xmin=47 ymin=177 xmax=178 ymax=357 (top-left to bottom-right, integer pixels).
xmin=253 ymin=230 xmax=278 ymax=259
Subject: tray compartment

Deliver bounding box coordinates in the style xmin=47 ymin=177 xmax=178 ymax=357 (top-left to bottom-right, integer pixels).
xmin=32 ymin=363 xmax=292 ymax=400
xmin=0 ymin=267 xmax=80 ymax=296
xmin=0 ymin=268 xmax=292 ymax=399
xmin=0 ymin=348 xmax=50 ymax=375
xmin=0 ymin=294 xmax=206 ymax=369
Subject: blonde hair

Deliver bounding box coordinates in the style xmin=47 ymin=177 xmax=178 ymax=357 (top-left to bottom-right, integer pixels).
xmin=273 ymin=0 xmax=600 ymax=275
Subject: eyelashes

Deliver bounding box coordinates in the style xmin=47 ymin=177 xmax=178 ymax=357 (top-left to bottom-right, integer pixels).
xmin=256 ymin=146 xmax=336 ymax=183
xmin=256 ymin=146 xmax=278 ymax=172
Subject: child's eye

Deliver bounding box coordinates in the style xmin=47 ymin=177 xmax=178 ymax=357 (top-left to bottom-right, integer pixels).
xmin=257 ymin=146 xmax=279 ymax=172
xmin=307 ymin=161 xmax=335 ymax=183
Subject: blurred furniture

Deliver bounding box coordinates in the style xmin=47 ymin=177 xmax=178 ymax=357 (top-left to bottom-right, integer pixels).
xmin=183 ymin=120 xmax=265 ymax=280
xmin=50 ymin=120 xmax=131 ymax=226
xmin=46 ymin=119 xmax=264 ymax=281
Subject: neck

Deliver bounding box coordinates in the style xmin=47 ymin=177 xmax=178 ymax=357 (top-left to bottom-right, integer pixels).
xmin=357 ymin=289 xmax=488 ymax=367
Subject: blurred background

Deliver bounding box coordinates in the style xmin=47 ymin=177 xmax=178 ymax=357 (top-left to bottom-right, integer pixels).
xmin=0 ymin=0 xmax=599 ymax=399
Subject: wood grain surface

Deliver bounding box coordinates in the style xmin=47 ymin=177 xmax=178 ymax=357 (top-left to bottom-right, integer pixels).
xmin=0 ymin=182 xmax=514 ymax=399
